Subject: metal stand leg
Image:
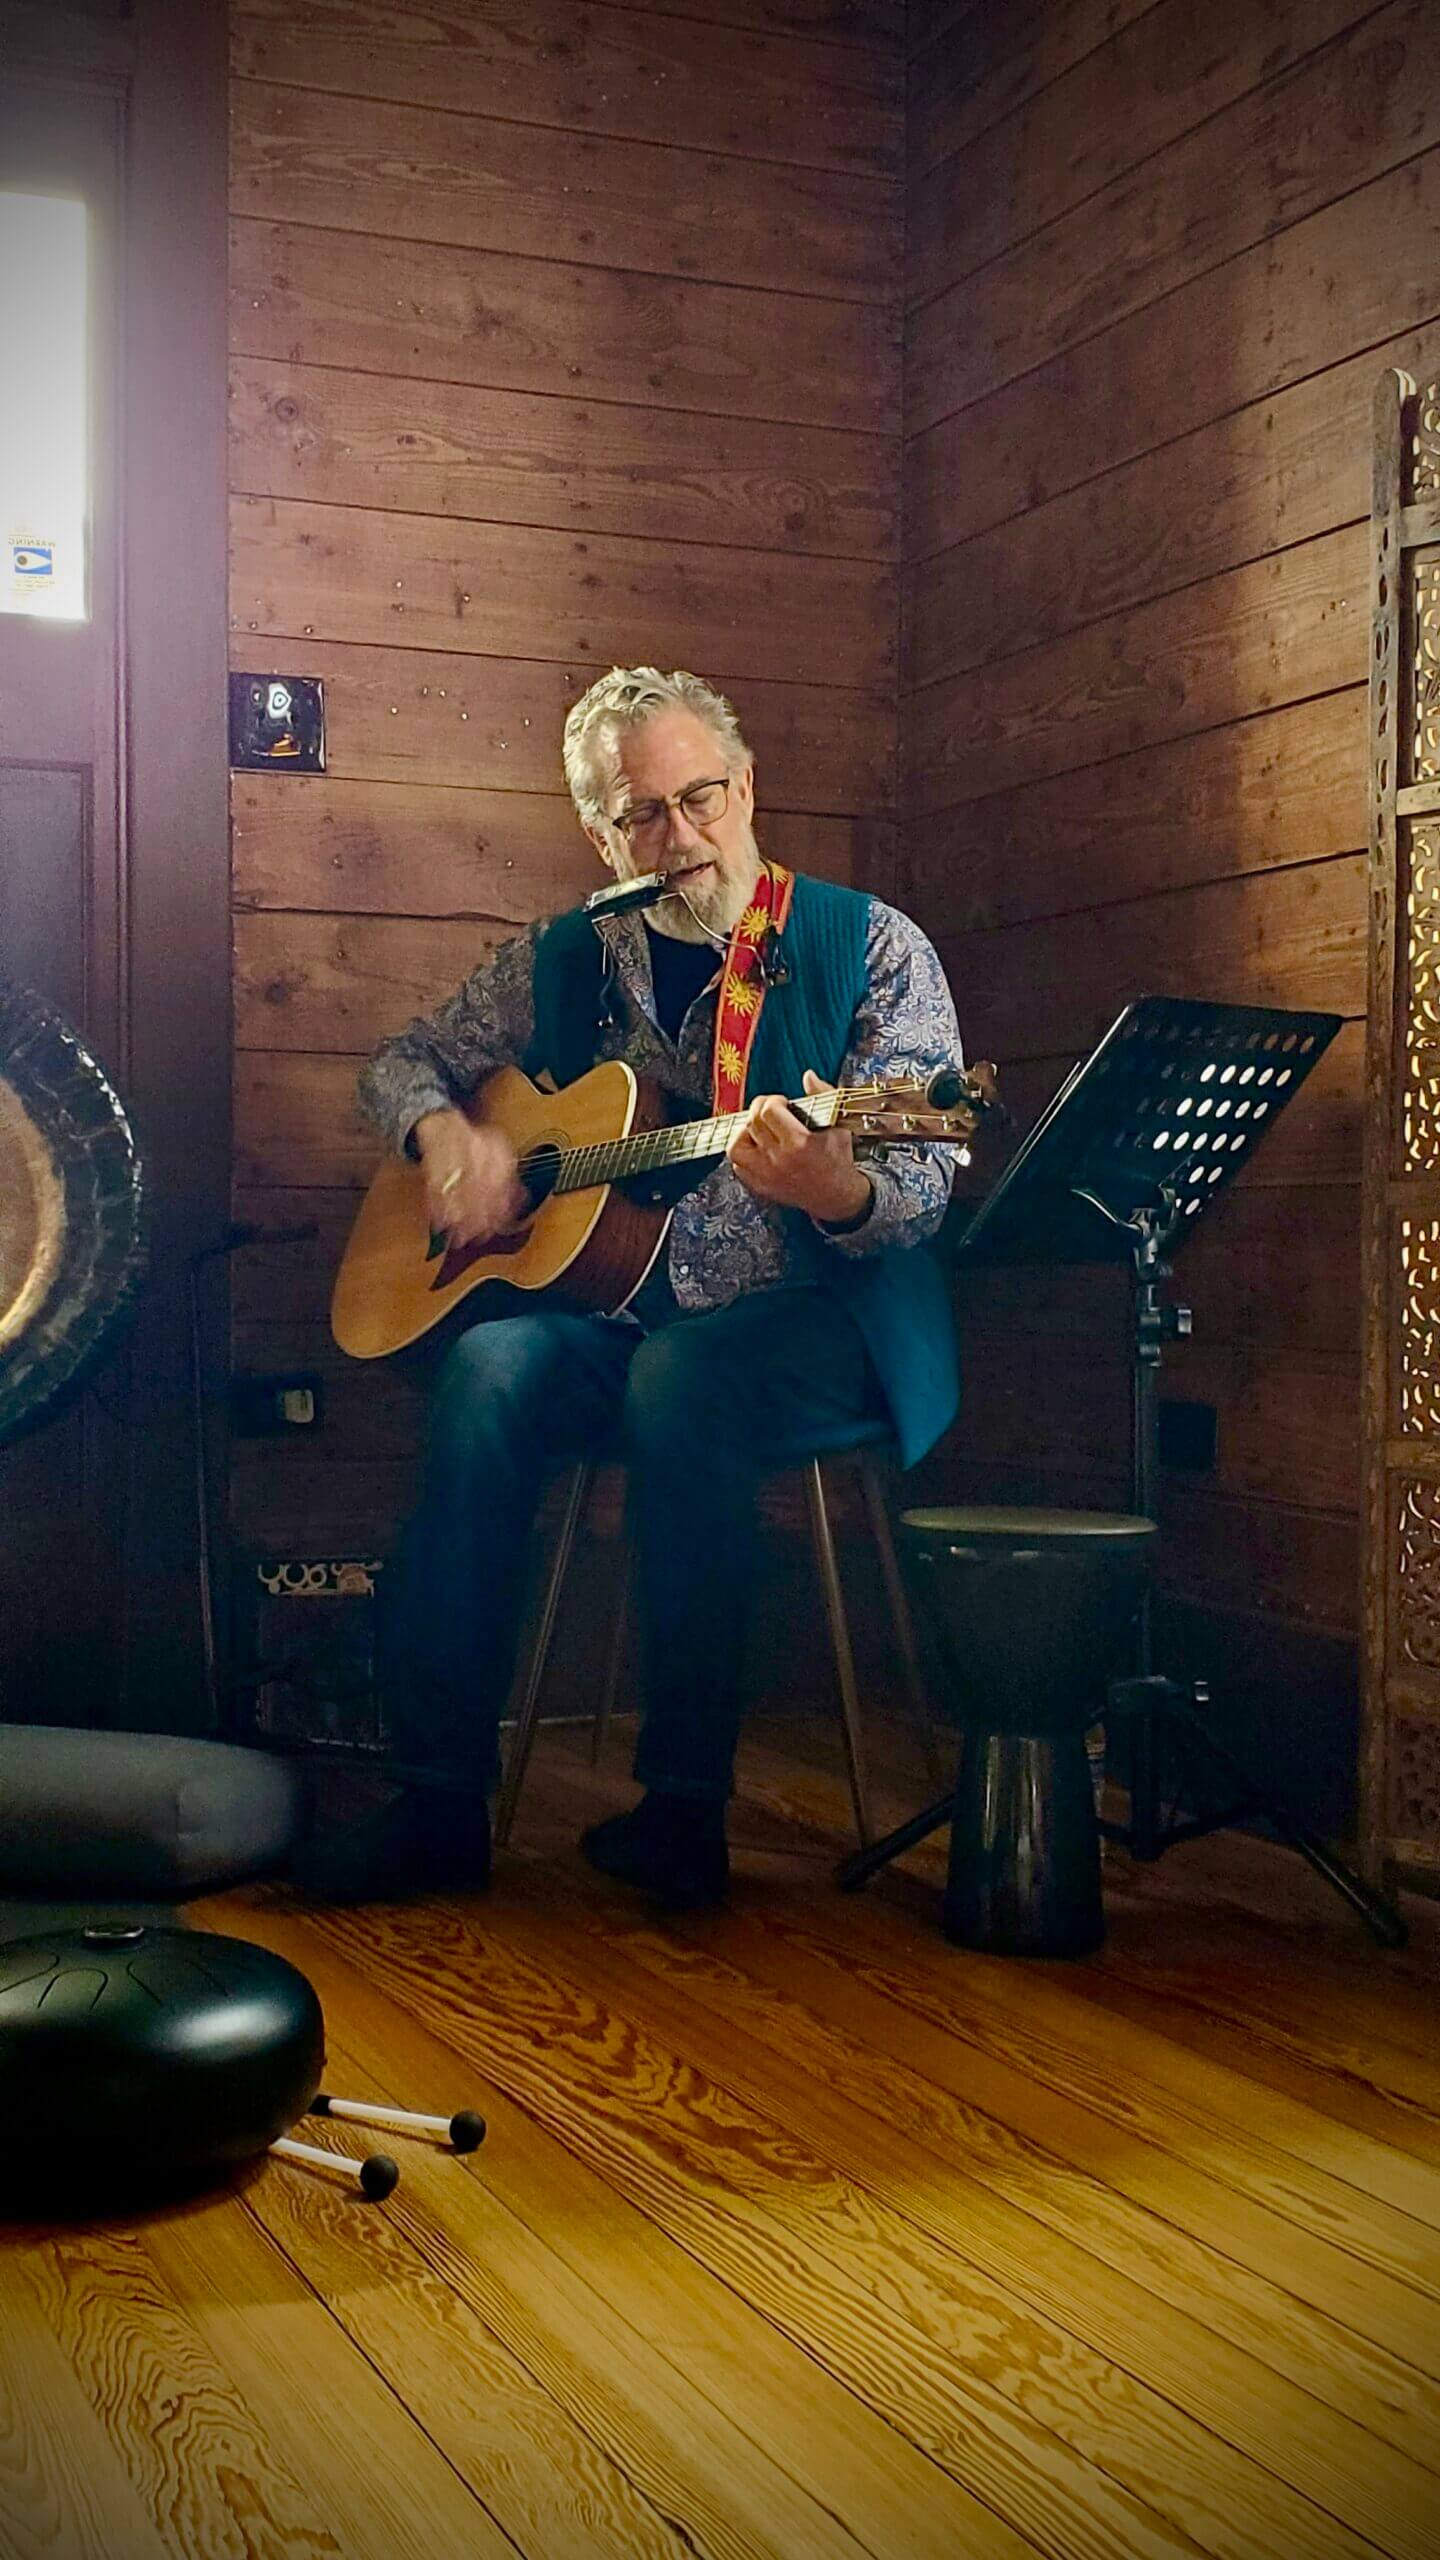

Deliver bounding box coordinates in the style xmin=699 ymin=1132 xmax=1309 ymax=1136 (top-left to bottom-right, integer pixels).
xmin=592 ymin=1534 xmax=633 ymax=1768
xmin=805 ymin=1459 xmax=873 ymax=1848
xmin=858 ymin=1456 xmax=942 ymax=1788
xmin=836 ymin=1786 xmax=958 ymax=1892
xmin=1126 ymin=1688 xmax=1163 ymax=1864
xmin=494 ymin=1460 xmax=592 ymax=1848
xmin=1169 ymin=1691 xmax=1407 ymax=1948
xmin=1103 ymin=1675 xmax=1408 ymax=1949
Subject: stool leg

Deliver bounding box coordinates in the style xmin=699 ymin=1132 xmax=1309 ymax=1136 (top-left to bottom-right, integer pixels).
xmin=593 ymin=1534 xmax=633 ymax=1766
xmin=495 ymin=1460 xmax=592 ymax=1847
xmin=858 ymin=1457 xmax=942 ymax=1788
xmin=805 ymin=1459 xmax=873 ymax=1848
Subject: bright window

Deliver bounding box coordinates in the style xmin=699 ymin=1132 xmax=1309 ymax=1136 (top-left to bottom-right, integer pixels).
xmin=0 ymin=191 xmax=88 ymax=621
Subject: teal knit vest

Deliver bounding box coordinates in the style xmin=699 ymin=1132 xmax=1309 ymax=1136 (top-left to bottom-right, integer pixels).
xmin=525 ymin=875 xmax=958 ymax=1467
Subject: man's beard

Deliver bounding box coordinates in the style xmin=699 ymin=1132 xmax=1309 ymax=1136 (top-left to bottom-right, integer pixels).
xmin=651 ymin=819 xmax=763 ymax=944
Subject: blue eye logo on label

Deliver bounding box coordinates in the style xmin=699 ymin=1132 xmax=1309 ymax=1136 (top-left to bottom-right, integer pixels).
xmin=12 ymin=544 xmax=54 ymax=578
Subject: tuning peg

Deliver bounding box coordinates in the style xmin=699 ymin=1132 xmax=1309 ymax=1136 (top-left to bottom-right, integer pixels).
xmin=924 ymin=1065 xmax=967 ymax=1109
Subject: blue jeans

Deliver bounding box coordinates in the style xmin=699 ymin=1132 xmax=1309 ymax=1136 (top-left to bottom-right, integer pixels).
xmin=381 ymin=1285 xmax=885 ymax=1803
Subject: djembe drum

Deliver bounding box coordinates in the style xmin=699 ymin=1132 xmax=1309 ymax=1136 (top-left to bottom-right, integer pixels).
xmin=898 ymin=1507 xmax=1158 ymax=1955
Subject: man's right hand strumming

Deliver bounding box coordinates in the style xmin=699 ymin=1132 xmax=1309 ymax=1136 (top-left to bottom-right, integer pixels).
xmin=414 ymin=1108 xmax=526 ymax=1249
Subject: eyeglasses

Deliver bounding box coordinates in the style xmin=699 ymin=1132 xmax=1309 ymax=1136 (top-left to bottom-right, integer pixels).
xmin=608 ymin=776 xmax=730 ymax=846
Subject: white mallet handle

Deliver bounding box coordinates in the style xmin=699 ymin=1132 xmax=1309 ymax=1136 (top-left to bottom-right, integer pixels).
xmin=317 ymin=2096 xmax=448 ymax=2135
xmin=271 ymin=2136 xmax=400 ymax=2200
xmin=313 ymin=2093 xmax=486 ymax=2151
xmin=272 ymin=2135 xmax=366 ymax=2180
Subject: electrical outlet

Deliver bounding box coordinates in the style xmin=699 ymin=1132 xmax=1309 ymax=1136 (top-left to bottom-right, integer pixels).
xmin=230 ymin=1373 xmax=325 ymax=1436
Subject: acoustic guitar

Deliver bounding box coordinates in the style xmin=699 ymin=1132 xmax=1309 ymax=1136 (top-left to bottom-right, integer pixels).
xmin=331 ymin=1057 xmax=994 ymax=1360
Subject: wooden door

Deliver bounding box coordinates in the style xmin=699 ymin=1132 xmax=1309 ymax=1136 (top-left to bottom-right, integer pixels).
xmin=1 ymin=0 xmax=230 ymax=1733
xmin=0 ymin=77 xmax=128 ymax=1723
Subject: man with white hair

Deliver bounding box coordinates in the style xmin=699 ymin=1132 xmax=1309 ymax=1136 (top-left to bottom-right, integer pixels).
xmin=334 ymin=667 xmax=963 ymax=1907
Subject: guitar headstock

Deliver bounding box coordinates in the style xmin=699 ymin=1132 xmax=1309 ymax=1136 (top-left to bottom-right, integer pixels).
xmin=828 ymin=1063 xmax=998 ymax=1148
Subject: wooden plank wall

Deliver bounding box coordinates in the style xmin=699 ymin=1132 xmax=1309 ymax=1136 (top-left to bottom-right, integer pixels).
xmin=227 ymin=0 xmax=904 ymax=1559
xmin=899 ymin=0 xmax=1440 ymax=1753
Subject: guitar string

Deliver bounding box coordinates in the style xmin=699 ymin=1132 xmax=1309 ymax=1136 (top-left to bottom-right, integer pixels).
xmin=524 ymin=1096 xmax=835 ymax=1195
xmin=508 ymin=1081 xmax=958 ymax=1199
xmin=543 ymin=1084 xmax=957 ymax=1196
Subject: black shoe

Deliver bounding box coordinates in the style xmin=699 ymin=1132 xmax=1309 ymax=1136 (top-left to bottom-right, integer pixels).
xmin=581 ymin=1793 xmax=729 ymax=1911
xmin=294 ymin=1785 xmax=491 ymax=1905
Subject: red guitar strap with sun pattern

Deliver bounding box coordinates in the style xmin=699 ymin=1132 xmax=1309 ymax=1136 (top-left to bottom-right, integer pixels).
xmin=710 ymin=861 xmax=794 ymax=1112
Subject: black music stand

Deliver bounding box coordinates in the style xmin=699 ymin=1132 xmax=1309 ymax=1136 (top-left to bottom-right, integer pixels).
xmin=841 ymin=996 xmax=1405 ymax=1948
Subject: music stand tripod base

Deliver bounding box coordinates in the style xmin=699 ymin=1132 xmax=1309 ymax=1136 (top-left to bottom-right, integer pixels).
xmin=1101 ymin=1672 xmax=1406 ymax=1947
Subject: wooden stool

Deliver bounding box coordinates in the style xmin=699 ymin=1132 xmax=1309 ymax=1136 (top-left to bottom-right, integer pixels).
xmin=840 ymin=1507 xmax=1157 ymax=1954
xmin=495 ymin=1427 xmax=936 ymax=1850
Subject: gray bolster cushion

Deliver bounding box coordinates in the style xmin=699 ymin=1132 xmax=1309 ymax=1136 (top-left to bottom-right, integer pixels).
xmin=0 ymin=1727 xmax=301 ymax=1895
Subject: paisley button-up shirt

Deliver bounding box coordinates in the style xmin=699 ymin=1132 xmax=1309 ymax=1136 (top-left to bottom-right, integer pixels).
xmin=358 ymin=892 xmax=964 ymax=1314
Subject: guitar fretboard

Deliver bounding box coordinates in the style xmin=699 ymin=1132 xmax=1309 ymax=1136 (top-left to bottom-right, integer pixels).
xmin=524 ymin=1089 xmax=847 ymax=1199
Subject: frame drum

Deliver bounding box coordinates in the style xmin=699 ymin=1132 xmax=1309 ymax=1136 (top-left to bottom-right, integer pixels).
xmin=0 ymin=980 xmax=146 ymax=1447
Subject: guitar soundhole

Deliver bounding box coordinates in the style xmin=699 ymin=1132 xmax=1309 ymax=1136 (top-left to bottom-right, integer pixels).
xmin=519 ymin=1141 xmax=563 ymax=1211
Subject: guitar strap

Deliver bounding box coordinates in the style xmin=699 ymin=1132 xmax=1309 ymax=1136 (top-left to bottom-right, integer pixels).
xmin=711 ymin=861 xmax=793 ymax=1112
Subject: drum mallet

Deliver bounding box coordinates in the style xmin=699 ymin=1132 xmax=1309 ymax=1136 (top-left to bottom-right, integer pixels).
xmin=271 ymin=2135 xmax=400 ymax=2200
xmin=311 ymin=2092 xmax=486 ymax=2151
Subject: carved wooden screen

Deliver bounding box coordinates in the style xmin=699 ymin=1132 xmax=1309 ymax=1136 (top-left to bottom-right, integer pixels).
xmin=1362 ymin=368 xmax=1440 ymax=1885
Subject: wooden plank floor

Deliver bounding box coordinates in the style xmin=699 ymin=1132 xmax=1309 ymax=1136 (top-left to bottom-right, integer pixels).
xmin=4 ymin=1711 xmax=1440 ymax=2560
